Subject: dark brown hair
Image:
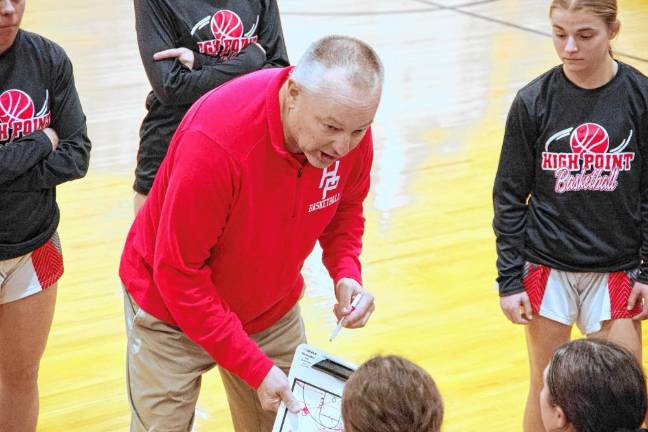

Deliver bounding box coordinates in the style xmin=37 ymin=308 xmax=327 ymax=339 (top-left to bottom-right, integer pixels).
xmin=342 ymin=355 xmax=443 ymax=432
xmin=547 ymin=339 xmax=647 ymax=432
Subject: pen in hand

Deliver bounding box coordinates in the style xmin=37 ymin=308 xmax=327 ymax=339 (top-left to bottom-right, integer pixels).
xmin=329 ymin=293 xmax=363 ymax=342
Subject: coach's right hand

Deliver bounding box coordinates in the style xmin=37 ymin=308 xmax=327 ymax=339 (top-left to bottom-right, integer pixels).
xmin=500 ymin=291 xmax=533 ymax=324
xmin=257 ymin=365 xmax=303 ymax=413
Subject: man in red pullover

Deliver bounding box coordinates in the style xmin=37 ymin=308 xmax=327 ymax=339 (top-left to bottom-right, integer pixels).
xmin=119 ymin=35 xmax=382 ymax=432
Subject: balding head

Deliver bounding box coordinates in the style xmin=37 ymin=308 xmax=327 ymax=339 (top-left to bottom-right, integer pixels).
xmin=291 ymin=35 xmax=384 ymax=101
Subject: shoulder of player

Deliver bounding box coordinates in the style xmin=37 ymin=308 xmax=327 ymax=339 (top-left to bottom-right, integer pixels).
xmin=618 ymin=61 xmax=648 ymax=81
xmin=506 ymin=66 xmax=562 ymax=121
xmin=18 ymin=30 xmax=68 ymax=61
xmin=617 ymin=62 xmax=648 ymax=115
xmin=618 ymin=62 xmax=648 ymax=92
xmin=516 ymin=66 xmax=560 ymax=102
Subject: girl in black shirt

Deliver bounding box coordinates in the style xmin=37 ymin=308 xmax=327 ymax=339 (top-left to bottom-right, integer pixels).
xmin=0 ymin=1 xmax=91 ymax=430
xmin=132 ymin=0 xmax=289 ymax=212
xmin=493 ymin=0 xmax=648 ymax=430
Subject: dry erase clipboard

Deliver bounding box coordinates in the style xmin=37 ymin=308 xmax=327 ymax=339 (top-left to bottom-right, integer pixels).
xmin=271 ymin=343 xmax=357 ymax=432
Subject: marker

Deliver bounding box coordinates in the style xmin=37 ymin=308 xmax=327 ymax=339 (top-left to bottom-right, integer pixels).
xmin=329 ymin=293 xmax=363 ymax=342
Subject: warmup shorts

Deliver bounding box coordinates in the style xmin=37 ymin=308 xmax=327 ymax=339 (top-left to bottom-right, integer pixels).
xmin=523 ymin=261 xmax=640 ymax=334
xmin=0 ymin=232 xmax=63 ymax=304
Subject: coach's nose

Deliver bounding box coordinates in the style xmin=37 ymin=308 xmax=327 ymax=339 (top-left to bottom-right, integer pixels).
xmin=331 ymin=133 xmax=351 ymax=157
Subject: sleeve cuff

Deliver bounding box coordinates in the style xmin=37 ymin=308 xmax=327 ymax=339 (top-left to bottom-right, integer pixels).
xmin=133 ymin=180 xmax=152 ymax=195
xmin=239 ymin=355 xmax=274 ymax=390
xmin=497 ymin=277 xmax=525 ymax=297
xmin=329 ymin=256 xmax=363 ymax=287
xmin=633 ymin=267 xmax=648 ymax=284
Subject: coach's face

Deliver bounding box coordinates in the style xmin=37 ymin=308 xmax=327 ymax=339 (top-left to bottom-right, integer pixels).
xmin=0 ymin=0 xmax=24 ymax=54
xmin=282 ymin=75 xmax=380 ymax=169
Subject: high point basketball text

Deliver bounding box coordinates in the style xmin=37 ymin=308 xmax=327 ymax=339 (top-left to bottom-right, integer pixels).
xmin=0 ymin=113 xmax=51 ymax=142
xmin=541 ymin=151 xmax=635 ymax=172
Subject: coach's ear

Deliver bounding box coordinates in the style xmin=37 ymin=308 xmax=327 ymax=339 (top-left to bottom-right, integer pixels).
xmin=285 ymin=78 xmax=302 ymax=109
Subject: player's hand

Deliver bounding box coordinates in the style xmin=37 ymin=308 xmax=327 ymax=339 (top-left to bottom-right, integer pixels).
xmin=500 ymin=291 xmax=533 ymax=324
xmin=257 ymin=366 xmax=303 ymax=413
xmin=628 ymin=281 xmax=648 ymax=320
xmin=153 ymin=47 xmax=195 ymax=70
xmin=334 ymin=278 xmax=375 ymax=328
xmin=42 ymin=127 xmax=59 ymax=151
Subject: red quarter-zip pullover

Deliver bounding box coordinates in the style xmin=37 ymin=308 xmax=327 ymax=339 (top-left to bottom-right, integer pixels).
xmin=119 ymin=67 xmax=373 ymax=388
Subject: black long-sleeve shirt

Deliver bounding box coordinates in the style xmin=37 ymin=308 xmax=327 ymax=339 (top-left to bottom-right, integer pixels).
xmin=0 ymin=30 xmax=91 ymax=259
xmin=493 ymin=62 xmax=648 ymax=296
xmin=133 ymin=0 xmax=289 ymax=194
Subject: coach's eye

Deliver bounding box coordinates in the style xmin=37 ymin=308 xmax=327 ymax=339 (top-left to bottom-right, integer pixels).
xmin=324 ymin=124 xmax=340 ymax=131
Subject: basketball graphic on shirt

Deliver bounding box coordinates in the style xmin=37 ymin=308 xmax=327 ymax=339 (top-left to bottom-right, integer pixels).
xmin=0 ymin=90 xmax=35 ymax=125
xmin=570 ymin=122 xmax=609 ymax=154
xmin=210 ymin=10 xmax=244 ymax=39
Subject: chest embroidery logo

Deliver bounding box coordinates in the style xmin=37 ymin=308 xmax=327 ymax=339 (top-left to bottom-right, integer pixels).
xmin=541 ymin=122 xmax=634 ymax=193
xmin=308 ymin=161 xmax=342 ymax=213
xmin=0 ymin=89 xmax=51 ymax=143
xmin=191 ymin=10 xmax=259 ymax=59
xmin=319 ymin=160 xmax=340 ymax=200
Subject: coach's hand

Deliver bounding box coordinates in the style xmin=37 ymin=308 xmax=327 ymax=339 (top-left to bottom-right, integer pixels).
xmin=153 ymin=47 xmax=195 ymax=70
xmin=257 ymin=366 xmax=303 ymax=413
xmin=628 ymin=281 xmax=648 ymax=320
xmin=334 ymin=278 xmax=375 ymax=329
xmin=500 ymin=291 xmax=533 ymax=324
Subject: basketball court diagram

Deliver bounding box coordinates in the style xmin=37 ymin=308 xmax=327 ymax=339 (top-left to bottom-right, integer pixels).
xmin=272 ymin=344 xmax=355 ymax=432
xmin=277 ymin=379 xmax=344 ymax=432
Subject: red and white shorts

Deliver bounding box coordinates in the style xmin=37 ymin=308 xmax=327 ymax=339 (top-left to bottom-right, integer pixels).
xmin=0 ymin=233 xmax=63 ymax=304
xmin=523 ymin=262 xmax=640 ymax=334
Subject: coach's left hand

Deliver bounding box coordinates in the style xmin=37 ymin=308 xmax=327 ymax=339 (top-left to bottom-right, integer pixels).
xmin=628 ymin=281 xmax=648 ymax=320
xmin=334 ymin=278 xmax=375 ymax=328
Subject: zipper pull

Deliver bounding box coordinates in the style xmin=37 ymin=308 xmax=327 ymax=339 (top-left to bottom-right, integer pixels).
xmin=297 ymin=167 xmax=303 ymax=178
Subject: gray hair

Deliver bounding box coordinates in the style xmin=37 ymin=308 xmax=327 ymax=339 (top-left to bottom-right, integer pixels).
xmin=291 ymin=35 xmax=384 ymax=96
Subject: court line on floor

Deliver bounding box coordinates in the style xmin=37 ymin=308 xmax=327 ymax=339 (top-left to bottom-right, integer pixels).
xmin=410 ymin=0 xmax=648 ymax=63
xmin=280 ymin=6 xmax=441 ymax=17
xmin=280 ymin=0 xmax=499 ymax=17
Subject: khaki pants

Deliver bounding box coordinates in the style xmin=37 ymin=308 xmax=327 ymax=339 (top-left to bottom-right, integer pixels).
xmin=124 ymin=293 xmax=306 ymax=432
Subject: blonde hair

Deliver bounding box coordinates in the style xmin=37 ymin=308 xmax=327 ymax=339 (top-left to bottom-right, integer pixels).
xmin=550 ymin=0 xmax=618 ymax=26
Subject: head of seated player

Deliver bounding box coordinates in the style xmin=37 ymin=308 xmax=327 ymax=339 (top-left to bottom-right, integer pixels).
xmin=281 ymin=35 xmax=383 ymax=169
xmin=541 ymin=339 xmax=648 ymax=432
xmin=342 ymin=355 xmax=443 ymax=432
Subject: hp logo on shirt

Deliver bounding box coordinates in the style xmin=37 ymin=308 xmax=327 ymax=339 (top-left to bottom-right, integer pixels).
xmin=319 ymin=161 xmax=340 ymax=200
